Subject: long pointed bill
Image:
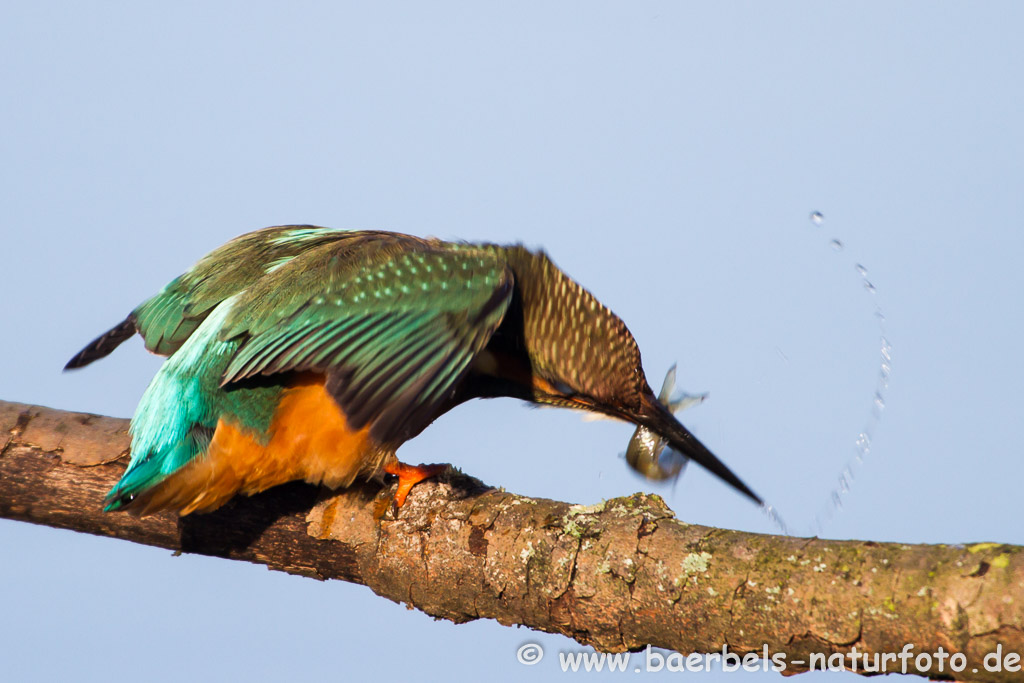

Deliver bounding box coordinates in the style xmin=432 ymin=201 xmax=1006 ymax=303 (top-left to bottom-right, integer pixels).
xmin=638 ymin=393 xmax=763 ymax=506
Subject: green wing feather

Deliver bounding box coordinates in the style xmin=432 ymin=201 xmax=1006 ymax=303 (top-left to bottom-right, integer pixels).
xmin=132 ymin=226 xmax=352 ymax=355
xmin=65 ymin=226 xmax=353 ymax=368
xmin=219 ymin=238 xmax=514 ymax=444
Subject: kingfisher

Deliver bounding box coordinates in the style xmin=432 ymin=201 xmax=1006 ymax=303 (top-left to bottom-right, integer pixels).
xmin=66 ymin=226 xmax=761 ymax=516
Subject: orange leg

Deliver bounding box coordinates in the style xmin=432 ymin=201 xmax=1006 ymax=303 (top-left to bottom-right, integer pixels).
xmin=383 ymin=460 xmax=449 ymax=511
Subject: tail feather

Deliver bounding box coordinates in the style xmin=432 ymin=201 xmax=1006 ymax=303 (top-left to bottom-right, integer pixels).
xmin=65 ymin=316 xmax=137 ymax=370
xmin=103 ymin=430 xmax=209 ymax=514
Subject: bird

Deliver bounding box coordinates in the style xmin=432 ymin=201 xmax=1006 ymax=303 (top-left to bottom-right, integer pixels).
xmin=66 ymin=225 xmax=761 ymax=516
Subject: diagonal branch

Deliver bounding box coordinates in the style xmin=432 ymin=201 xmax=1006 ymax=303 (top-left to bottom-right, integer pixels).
xmin=1 ymin=399 xmax=1021 ymax=681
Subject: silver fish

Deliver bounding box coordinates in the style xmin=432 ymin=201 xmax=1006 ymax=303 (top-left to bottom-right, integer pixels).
xmin=625 ymin=364 xmax=707 ymax=481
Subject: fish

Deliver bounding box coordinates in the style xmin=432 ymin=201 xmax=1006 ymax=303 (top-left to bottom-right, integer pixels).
xmin=625 ymin=364 xmax=707 ymax=481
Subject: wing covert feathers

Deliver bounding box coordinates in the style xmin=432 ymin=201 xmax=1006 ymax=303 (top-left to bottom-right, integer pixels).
xmin=220 ymin=243 xmax=515 ymax=443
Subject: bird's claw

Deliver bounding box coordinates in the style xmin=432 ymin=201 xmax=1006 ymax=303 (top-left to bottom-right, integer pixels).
xmin=376 ymin=461 xmax=449 ymax=519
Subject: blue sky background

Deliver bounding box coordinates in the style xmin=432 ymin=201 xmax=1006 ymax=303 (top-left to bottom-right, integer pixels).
xmin=3 ymin=3 xmax=1023 ymax=681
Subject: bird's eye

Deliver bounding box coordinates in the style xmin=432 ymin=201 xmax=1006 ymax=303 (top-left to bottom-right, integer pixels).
xmin=552 ymin=380 xmax=574 ymax=395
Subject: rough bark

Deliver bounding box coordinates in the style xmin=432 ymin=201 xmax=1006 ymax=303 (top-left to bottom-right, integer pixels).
xmin=2 ymin=399 xmax=1022 ymax=681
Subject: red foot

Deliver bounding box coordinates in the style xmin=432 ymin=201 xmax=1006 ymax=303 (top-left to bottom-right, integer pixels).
xmin=383 ymin=461 xmax=448 ymax=510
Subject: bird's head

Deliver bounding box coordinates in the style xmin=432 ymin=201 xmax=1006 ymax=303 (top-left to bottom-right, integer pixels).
xmin=495 ymin=244 xmax=762 ymax=505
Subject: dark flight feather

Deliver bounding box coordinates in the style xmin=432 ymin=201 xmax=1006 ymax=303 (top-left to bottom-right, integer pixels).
xmin=64 ymin=316 xmax=138 ymax=370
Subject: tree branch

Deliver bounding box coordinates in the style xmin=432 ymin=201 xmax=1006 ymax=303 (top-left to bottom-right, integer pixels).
xmin=2 ymin=399 xmax=1021 ymax=680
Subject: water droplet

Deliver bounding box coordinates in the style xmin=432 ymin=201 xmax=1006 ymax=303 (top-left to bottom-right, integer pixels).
xmin=761 ymin=504 xmax=790 ymax=535
xmin=873 ymin=392 xmax=886 ymax=411
xmin=855 ymin=264 xmax=868 ymax=277
xmin=809 ymin=211 xmax=825 ymax=226
xmin=874 ymin=309 xmax=886 ymax=322
xmin=830 ymin=239 xmax=844 ymax=251
xmin=863 ymin=280 xmax=876 ymax=293
xmin=855 ymin=432 xmax=872 ymax=458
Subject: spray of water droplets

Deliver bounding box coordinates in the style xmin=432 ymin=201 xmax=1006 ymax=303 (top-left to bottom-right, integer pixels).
xmin=806 ymin=211 xmax=892 ymax=535
xmin=761 ymin=503 xmax=790 ymax=536
xmin=756 ymin=212 xmax=892 ymax=535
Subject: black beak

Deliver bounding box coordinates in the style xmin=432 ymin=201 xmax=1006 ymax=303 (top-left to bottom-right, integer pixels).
xmin=637 ymin=393 xmax=763 ymax=506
